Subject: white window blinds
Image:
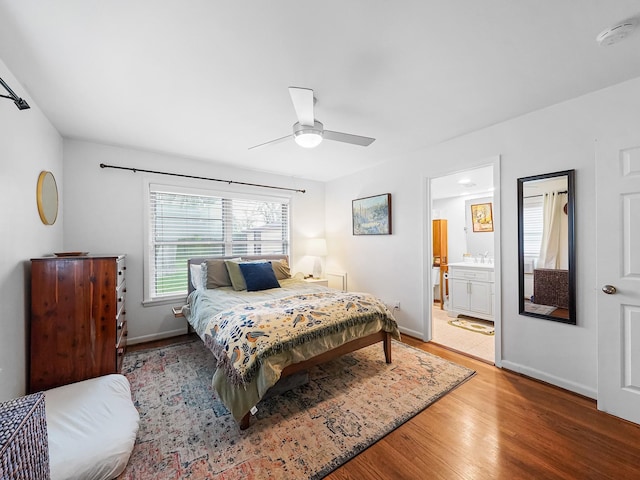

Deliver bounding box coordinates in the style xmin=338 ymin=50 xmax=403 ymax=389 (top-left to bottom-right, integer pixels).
xmin=148 ymin=185 xmax=289 ymax=299
xmin=522 ymin=196 xmax=543 ymax=258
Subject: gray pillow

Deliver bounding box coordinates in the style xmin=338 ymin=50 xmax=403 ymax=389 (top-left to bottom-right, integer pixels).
xmin=224 ymin=259 xmax=247 ymax=291
xmin=271 ymin=259 xmax=291 ymax=280
xmin=204 ymin=258 xmax=240 ymax=289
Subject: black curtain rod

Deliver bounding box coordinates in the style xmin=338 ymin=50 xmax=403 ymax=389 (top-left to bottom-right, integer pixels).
xmin=0 ymin=76 xmax=30 ymax=110
xmin=524 ymin=190 xmax=568 ymax=199
xmin=99 ymin=163 xmax=306 ymax=193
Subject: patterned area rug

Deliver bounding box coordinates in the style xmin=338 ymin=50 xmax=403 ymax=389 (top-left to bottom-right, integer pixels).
xmin=119 ymin=338 xmax=475 ymax=480
xmin=448 ymin=317 xmax=495 ymax=336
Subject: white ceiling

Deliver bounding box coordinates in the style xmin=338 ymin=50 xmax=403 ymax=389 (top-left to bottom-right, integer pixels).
xmin=1 ymin=1 xmax=639 ymax=182
xmin=431 ymin=165 xmax=494 ymax=200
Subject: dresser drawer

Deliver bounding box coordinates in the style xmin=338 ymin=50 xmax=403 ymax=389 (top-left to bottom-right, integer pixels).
xmin=116 ymin=345 xmax=126 ymax=373
xmin=116 ymin=320 xmax=127 ymax=373
xmin=116 ymin=319 xmax=127 ymax=348
xmin=116 ymin=309 xmax=126 ymax=338
xmin=117 ymin=257 xmax=126 ymax=287
xmin=116 ymin=281 xmax=126 ymax=316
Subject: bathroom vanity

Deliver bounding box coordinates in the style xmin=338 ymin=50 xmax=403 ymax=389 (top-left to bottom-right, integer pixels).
xmin=447 ymin=262 xmax=495 ymax=322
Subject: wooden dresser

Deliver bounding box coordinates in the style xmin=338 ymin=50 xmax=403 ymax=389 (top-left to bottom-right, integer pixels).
xmin=29 ymin=254 xmax=127 ymax=392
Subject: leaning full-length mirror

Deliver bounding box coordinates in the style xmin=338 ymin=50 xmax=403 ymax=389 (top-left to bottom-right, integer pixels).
xmin=518 ymin=169 xmax=576 ymax=324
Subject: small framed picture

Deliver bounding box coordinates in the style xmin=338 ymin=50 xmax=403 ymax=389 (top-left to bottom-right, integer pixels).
xmin=352 ymin=193 xmax=392 ymax=235
xmin=471 ymin=203 xmax=493 ymax=232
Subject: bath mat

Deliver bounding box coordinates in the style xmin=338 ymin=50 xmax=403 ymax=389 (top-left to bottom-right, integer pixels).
xmin=448 ymin=317 xmax=495 ymax=336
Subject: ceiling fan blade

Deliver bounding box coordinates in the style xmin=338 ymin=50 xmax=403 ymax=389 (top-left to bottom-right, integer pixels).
xmin=324 ymin=130 xmax=376 ymax=146
xmin=288 ymin=87 xmax=315 ymax=126
xmin=248 ymin=134 xmax=292 ymax=150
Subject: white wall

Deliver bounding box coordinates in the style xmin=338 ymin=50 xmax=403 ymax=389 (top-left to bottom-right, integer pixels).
xmin=326 ymin=76 xmax=640 ymax=399
xmin=0 ymin=59 xmax=63 ymax=401
xmin=464 ymin=196 xmax=495 ymax=259
xmin=434 ymin=194 xmax=495 ymax=265
xmin=325 ymin=162 xmax=426 ymax=338
xmin=63 ymin=140 xmax=326 ymax=344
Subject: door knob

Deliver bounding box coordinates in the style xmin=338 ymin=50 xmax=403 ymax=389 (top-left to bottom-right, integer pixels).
xmin=602 ymin=285 xmax=617 ymax=295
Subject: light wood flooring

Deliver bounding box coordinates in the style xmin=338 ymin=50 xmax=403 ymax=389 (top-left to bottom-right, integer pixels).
xmin=129 ymin=334 xmax=640 ymax=479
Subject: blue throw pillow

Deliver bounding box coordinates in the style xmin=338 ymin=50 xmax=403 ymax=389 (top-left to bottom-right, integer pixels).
xmin=239 ymin=261 xmax=281 ymax=292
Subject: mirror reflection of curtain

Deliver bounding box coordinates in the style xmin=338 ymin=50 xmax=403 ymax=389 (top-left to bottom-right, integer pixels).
xmin=538 ymin=192 xmax=566 ymax=268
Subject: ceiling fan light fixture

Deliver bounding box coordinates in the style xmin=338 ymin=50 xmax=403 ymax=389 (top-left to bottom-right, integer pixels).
xmin=293 ymin=121 xmax=324 ymax=148
xmin=248 ymin=88 xmax=375 ymax=150
xmin=295 ymin=132 xmax=323 ymax=148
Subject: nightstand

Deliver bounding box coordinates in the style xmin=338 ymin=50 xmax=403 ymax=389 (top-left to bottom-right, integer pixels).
xmin=304 ymin=278 xmax=328 ymax=287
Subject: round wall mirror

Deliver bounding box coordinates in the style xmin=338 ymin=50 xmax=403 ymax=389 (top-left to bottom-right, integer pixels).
xmin=36 ymin=171 xmax=58 ymax=225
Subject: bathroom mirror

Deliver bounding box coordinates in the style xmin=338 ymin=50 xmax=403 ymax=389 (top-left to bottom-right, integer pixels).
xmin=36 ymin=171 xmax=58 ymax=225
xmin=517 ymin=169 xmax=575 ymax=324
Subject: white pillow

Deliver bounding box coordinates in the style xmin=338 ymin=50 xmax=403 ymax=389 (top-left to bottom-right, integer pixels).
xmin=190 ymin=263 xmax=204 ymax=290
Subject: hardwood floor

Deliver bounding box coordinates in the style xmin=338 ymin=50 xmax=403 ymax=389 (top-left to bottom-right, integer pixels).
xmin=128 ymin=334 xmax=640 ymax=479
xmin=330 ymin=337 xmax=640 ymax=480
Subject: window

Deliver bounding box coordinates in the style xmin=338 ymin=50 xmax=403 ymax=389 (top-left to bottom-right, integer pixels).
xmin=145 ymin=183 xmax=290 ymax=301
xmin=522 ymin=195 xmax=543 ymax=270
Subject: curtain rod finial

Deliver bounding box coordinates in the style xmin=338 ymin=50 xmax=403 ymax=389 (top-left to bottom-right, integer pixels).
xmin=0 ymin=76 xmax=30 ymax=110
xmin=14 ymin=98 xmax=29 ymax=110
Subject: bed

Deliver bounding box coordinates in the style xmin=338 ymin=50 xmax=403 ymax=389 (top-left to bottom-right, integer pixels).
xmin=183 ymin=255 xmax=401 ymax=429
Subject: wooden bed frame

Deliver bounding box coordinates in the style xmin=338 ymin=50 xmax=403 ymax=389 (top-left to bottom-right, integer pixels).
xmin=186 ymin=255 xmax=394 ymax=430
xmin=240 ymin=330 xmax=391 ymax=429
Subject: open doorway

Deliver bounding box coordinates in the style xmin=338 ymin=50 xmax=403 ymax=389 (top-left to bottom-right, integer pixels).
xmin=429 ymin=165 xmax=496 ymax=363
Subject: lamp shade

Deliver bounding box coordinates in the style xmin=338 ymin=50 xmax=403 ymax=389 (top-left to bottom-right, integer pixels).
xmin=307 ymin=238 xmax=327 ymax=256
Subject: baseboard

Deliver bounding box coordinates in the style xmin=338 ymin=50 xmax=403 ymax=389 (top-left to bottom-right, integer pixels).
xmin=501 ymin=360 xmax=597 ymax=399
xmin=127 ymin=327 xmax=189 ymax=346
xmin=398 ymin=325 xmax=423 ymax=340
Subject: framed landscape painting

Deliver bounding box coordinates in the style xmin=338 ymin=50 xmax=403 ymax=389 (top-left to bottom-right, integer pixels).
xmin=352 ymin=193 xmax=392 ymax=235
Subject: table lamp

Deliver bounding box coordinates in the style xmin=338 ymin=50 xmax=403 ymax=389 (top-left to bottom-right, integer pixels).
xmin=307 ymin=238 xmax=327 ymax=278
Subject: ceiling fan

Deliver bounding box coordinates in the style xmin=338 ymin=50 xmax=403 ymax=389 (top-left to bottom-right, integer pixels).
xmin=249 ymin=87 xmax=375 ymax=150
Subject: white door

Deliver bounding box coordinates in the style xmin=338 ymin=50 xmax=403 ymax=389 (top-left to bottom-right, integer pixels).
xmin=596 ymin=135 xmax=640 ymax=424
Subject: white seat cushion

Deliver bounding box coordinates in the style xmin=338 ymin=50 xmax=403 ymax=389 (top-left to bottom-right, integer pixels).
xmin=45 ymin=374 xmax=139 ymax=480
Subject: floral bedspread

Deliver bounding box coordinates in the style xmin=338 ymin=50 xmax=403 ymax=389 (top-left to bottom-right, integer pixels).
xmin=203 ymin=291 xmax=399 ymax=387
